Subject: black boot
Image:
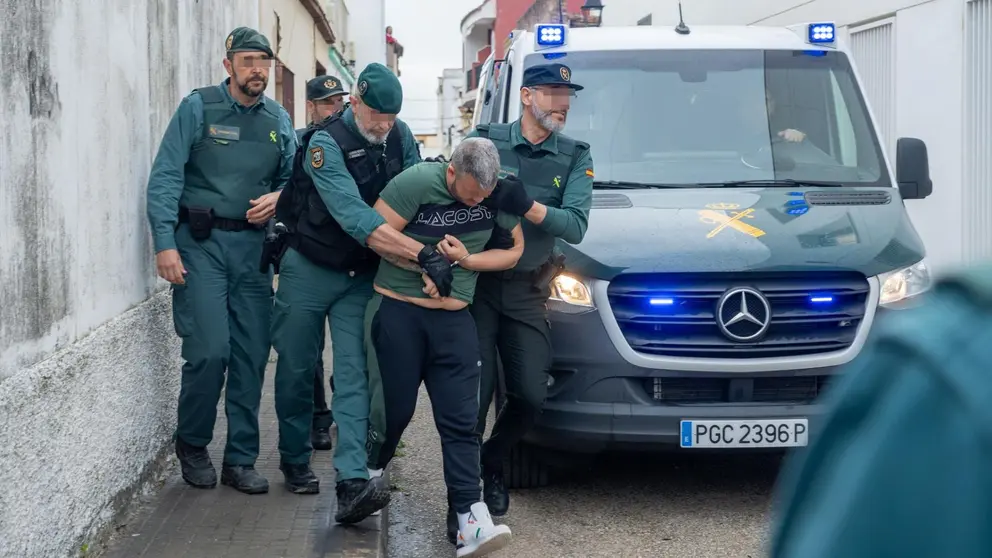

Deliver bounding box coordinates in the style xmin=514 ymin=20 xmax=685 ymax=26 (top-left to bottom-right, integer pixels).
xmin=482 ymin=463 xmax=509 ymax=516
xmin=220 ymin=465 xmax=269 ymax=495
xmin=311 ymin=426 xmax=333 ymax=451
xmin=334 ymin=476 xmax=391 ymax=524
xmin=446 ymin=503 xmax=459 ymax=545
xmin=280 ymin=462 xmax=320 ymax=494
xmin=175 ymin=438 xmax=217 ymax=489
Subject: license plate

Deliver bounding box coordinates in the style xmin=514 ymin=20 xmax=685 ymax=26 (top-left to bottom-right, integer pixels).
xmin=680 ymin=419 xmax=808 ymax=448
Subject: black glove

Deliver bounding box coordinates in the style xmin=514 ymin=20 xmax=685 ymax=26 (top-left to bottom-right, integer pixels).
xmin=491 ymin=174 xmax=534 ymax=216
xmin=417 ymin=244 xmax=454 ymax=298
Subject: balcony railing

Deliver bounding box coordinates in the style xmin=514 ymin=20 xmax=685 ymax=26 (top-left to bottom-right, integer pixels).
xmin=465 ymin=65 xmax=483 ymax=92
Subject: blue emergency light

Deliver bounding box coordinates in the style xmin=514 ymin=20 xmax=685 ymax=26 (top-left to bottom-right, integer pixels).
xmin=807 ymin=23 xmax=835 ymax=44
xmin=535 ymin=24 xmax=566 ymax=49
xmin=649 ymin=297 xmax=674 ymax=306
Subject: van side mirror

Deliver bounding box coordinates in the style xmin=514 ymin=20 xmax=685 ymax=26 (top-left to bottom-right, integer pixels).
xmin=895 ymin=137 xmax=933 ymax=200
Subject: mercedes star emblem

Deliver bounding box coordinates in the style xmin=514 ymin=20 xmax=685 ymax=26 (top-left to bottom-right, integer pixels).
xmin=716 ymin=287 xmax=772 ymax=342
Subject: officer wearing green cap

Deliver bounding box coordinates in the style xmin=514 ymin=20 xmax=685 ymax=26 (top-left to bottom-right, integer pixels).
xmin=769 ymin=265 xmax=992 ymax=558
xmin=458 ymin=62 xmax=594 ymax=529
xmin=271 ymin=63 xmax=452 ymax=523
xmin=146 ymin=26 xmax=297 ymax=495
xmin=292 ymin=74 xmax=349 ymax=453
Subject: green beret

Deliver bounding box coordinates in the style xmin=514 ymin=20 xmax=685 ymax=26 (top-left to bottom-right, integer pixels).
xmin=355 ymin=63 xmax=403 ymax=114
xmin=225 ymin=27 xmax=273 ymax=58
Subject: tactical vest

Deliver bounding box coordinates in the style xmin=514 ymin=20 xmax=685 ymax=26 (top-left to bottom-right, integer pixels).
xmin=276 ymin=113 xmax=403 ymax=272
xmin=476 ymin=123 xmax=589 ymax=271
xmin=181 ymin=85 xmax=283 ymax=220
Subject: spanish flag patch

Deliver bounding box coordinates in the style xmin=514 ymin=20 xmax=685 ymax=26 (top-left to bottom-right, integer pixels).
xmin=585 ymin=169 xmax=594 ymax=178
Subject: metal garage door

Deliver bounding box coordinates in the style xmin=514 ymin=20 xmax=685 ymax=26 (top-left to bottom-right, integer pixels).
xmin=964 ymin=0 xmax=992 ymax=262
xmin=848 ymin=19 xmax=896 ymax=159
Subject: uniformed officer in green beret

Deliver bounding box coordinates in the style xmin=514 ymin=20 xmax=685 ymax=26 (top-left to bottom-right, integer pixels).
xmin=146 ymin=26 xmax=297 ymax=495
xmin=461 ymin=62 xmax=594 ymax=528
xmin=770 ymin=265 xmax=992 ymax=557
xmin=271 ymin=63 xmax=452 ymax=523
xmin=293 ymin=74 xmax=349 ymax=453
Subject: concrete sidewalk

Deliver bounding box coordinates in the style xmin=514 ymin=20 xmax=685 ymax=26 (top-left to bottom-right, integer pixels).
xmin=100 ymin=357 xmax=387 ymax=558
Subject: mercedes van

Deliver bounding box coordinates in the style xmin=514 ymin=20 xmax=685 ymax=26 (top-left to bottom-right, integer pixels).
xmin=471 ymin=21 xmax=933 ymax=487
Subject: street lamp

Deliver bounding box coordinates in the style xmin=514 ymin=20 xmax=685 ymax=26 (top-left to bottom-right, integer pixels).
xmin=581 ymin=0 xmax=604 ymax=27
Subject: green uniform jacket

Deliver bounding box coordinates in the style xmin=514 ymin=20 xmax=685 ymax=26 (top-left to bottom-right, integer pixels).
xmin=771 ymin=264 xmax=992 ymax=557
xmin=303 ymin=107 xmax=421 ymax=245
xmin=466 ymin=119 xmax=593 ymax=270
xmin=146 ymin=79 xmax=297 ymax=253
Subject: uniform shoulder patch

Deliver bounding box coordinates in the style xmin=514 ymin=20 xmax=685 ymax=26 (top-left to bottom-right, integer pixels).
xmin=310 ymin=146 xmax=324 ymax=169
xmin=585 ymin=168 xmax=595 ymax=178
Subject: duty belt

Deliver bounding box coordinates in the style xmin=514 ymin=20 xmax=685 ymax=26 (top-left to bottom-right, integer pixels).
xmin=177 ymin=206 xmax=263 ymax=232
xmin=490 ymin=268 xmax=539 ymax=282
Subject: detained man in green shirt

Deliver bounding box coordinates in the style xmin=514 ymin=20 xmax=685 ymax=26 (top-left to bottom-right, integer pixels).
xmin=293 ymin=74 xmax=349 ymax=453
xmin=145 ymin=27 xmax=296 ymax=495
xmin=465 ymin=63 xmax=595 ymax=520
xmin=363 ymin=137 xmax=522 ymax=557
xmin=270 ymin=63 xmax=454 ymax=523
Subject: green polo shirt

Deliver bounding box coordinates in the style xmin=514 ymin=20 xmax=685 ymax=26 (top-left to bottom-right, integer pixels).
xmin=303 ymin=107 xmax=422 ymax=245
xmin=466 ymin=119 xmax=593 ymax=270
xmin=374 ymin=162 xmax=519 ymax=304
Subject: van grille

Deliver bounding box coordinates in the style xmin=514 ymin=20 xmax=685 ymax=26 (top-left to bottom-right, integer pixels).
xmin=607 ymin=272 xmax=870 ymax=359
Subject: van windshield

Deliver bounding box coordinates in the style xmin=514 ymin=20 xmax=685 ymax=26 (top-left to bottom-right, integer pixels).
xmin=521 ymin=49 xmax=889 ymax=188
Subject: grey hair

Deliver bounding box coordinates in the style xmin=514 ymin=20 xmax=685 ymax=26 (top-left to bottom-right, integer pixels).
xmin=449 ymin=137 xmax=501 ymax=191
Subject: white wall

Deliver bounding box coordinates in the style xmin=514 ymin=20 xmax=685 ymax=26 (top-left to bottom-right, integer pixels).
xmin=0 ymin=1 xmax=258 ymax=556
xmin=349 ymin=0 xmax=386 ymax=73
xmin=604 ymin=0 xmax=990 ymax=275
xmin=437 ymin=68 xmax=465 ymax=156
xmin=260 ymin=0 xmax=332 ymax=127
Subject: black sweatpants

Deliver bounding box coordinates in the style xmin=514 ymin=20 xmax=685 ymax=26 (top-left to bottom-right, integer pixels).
xmin=370 ymin=295 xmax=482 ymax=513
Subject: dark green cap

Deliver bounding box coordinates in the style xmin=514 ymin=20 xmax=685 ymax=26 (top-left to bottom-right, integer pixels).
xmin=225 ymin=27 xmax=273 ymax=58
xmin=355 ymin=63 xmax=403 ymax=114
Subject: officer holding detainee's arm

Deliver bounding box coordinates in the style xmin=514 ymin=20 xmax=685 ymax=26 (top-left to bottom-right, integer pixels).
xmin=270 ymin=64 xmax=451 ymax=525
xmin=145 ymin=27 xmax=296 ymax=495
xmin=456 ymin=62 xmax=594 ymax=540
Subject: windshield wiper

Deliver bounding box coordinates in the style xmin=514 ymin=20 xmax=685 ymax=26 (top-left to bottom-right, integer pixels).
xmin=700 ymin=179 xmax=845 ymax=188
xmin=594 ymin=180 xmax=692 ymax=189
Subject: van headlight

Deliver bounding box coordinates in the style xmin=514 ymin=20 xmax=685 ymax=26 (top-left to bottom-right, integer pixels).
xmin=878 ymin=259 xmax=931 ymax=308
xmin=549 ymin=273 xmax=596 ymax=314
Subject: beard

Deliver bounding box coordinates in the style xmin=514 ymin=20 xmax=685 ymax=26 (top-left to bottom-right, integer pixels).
xmin=529 ymin=103 xmax=566 ymax=133
xmin=355 ymin=112 xmax=390 ymax=145
xmin=236 ymin=74 xmax=267 ymax=97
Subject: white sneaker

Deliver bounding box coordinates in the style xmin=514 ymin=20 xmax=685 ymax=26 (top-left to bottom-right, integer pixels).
xmin=455 ymin=502 xmax=512 ymax=557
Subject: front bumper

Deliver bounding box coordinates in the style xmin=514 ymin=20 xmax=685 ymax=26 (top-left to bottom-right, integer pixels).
xmin=528 ymin=278 xmax=878 ymax=453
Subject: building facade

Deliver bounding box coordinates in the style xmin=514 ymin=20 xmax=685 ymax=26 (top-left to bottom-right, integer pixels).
xmin=325 ymin=0 xmax=357 ymax=89
xmin=348 ymin=0 xmax=387 ymax=75
xmin=437 ymin=68 xmax=465 ymax=157
xmin=259 ymin=0 xmax=335 ymax=127
xmin=603 ymin=0 xmax=992 ymax=274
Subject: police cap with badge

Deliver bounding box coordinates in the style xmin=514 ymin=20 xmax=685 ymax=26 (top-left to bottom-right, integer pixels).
xmin=306 ymin=75 xmax=347 ymax=102
xmin=224 ymin=26 xmax=274 ymax=57
xmin=521 ymin=62 xmax=583 ymax=91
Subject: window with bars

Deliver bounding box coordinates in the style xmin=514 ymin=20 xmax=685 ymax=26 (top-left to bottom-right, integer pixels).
xmin=847 ymin=20 xmax=896 ymax=158
xmin=964 ymin=0 xmax=992 ymax=262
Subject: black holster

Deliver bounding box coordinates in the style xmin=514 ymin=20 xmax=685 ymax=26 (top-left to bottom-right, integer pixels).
xmin=532 ymin=252 xmax=566 ymax=292
xmin=186 ymin=206 xmax=214 ymax=241
xmin=259 ymin=222 xmax=289 ymax=274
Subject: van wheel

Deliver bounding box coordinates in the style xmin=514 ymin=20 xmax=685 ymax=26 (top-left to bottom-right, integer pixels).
xmin=503 ymin=442 xmax=550 ymax=489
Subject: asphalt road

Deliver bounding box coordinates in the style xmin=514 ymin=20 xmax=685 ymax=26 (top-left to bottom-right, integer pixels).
xmin=387 ymin=388 xmax=784 ymax=558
